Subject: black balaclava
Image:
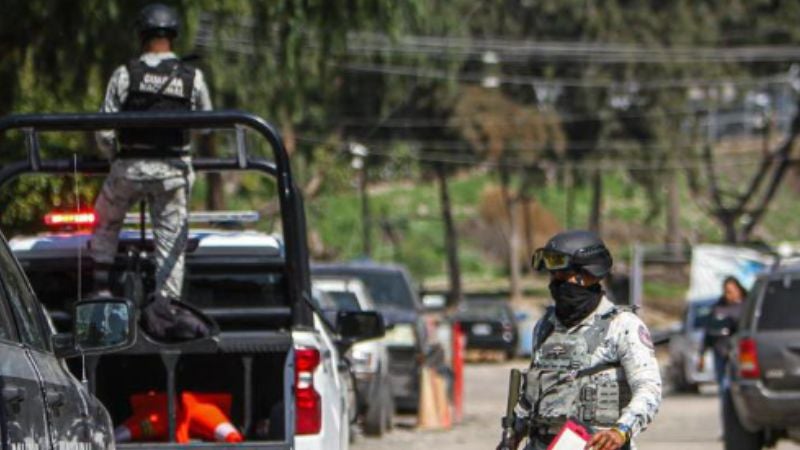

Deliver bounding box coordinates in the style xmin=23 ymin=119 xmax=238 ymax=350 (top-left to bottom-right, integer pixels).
xmin=548 ymin=279 xmax=603 ymax=327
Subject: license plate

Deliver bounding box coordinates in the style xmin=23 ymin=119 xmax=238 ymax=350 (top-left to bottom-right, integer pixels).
xmin=472 ymin=324 xmax=491 ymax=335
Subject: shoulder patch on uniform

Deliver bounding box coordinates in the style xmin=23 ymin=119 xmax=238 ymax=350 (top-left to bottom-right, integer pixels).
xmin=638 ymin=324 xmax=654 ymax=349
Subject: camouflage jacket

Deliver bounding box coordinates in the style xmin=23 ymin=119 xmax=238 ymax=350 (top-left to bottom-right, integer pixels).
xmin=96 ymin=52 xmax=212 ymax=181
xmin=515 ymin=298 xmax=662 ymax=440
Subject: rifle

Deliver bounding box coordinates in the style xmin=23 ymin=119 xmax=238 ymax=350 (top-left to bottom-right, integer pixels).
xmin=498 ymin=368 xmax=522 ymax=450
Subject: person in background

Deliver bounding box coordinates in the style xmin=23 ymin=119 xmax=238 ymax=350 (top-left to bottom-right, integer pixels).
xmin=698 ymin=276 xmax=747 ymax=387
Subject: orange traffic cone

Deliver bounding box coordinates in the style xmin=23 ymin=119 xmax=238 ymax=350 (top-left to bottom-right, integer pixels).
xmin=115 ymin=392 xmax=170 ymax=442
xmin=115 ymin=410 xmax=169 ymax=441
xmin=181 ymin=392 xmax=244 ymax=443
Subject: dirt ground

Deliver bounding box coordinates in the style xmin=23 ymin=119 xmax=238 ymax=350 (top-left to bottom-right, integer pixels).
xmin=352 ymin=360 xmax=800 ymax=450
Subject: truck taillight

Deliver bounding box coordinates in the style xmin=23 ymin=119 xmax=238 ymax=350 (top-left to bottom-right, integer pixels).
xmin=294 ymin=347 xmax=321 ymax=435
xmin=738 ymin=338 xmax=761 ymax=379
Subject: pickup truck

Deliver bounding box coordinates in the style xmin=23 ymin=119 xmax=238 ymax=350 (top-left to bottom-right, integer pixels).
xmin=724 ymin=259 xmax=800 ymax=450
xmin=1 ymin=111 xmax=383 ymax=450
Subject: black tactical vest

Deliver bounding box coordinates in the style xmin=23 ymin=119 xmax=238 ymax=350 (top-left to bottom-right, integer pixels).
xmin=118 ymin=58 xmax=195 ymax=158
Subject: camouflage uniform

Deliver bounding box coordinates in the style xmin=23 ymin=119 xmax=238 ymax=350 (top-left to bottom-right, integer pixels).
xmin=92 ymin=51 xmax=212 ymax=302
xmin=514 ymin=298 xmax=662 ymax=450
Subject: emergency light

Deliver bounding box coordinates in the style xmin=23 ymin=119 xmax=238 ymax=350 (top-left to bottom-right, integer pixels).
xmin=44 ymin=211 xmax=97 ymax=227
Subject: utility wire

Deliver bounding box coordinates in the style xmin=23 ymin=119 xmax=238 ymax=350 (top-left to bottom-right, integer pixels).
xmin=347 ymin=32 xmax=800 ymax=64
xmin=341 ymin=62 xmax=793 ymax=90
xmin=296 ymin=135 xmax=786 ymax=172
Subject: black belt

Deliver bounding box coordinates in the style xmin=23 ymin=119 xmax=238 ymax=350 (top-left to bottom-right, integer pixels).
xmin=117 ymin=146 xmax=190 ymax=159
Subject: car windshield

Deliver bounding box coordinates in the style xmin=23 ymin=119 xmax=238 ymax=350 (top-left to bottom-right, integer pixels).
xmin=326 ymin=291 xmax=361 ymax=311
xmin=344 ymin=271 xmax=416 ymax=310
xmin=759 ymin=278 xmax=800 ymax=330
xmin=456 ymin=301 xmax=509 ymax=320
xmin=185 ymin=271 xmax=287 ymax=308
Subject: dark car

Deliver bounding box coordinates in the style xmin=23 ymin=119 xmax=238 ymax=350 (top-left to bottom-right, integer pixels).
xmin=724 ymin=261 xmax=800 ymax=450
xmin=667 ymin=298 xmax=717 ymax=392
xmin=312 ymin=262 xmax=427 ymax=412
xmin=0 ymin=230 xmax=128 ymax=450
xmin=453 ymin=296 xmax=518 ymax=360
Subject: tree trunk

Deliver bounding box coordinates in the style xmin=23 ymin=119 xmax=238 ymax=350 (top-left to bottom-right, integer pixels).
xmin=360 ymin=164 xmax=372 ymax=258
xmin=522 ymin=194 xmax=535 ymax=272
xmin=435 ymin=163 xmax=462 ymax=307
xmin=666 ymin=172 xmax=681 ymax=255
xmin=564 ymin=163 xmax=575 ymax=228
xmin=499 ymin=165 xmax=522 ymax=301
xmin=588 ymin=168 xmax=603 ymax=233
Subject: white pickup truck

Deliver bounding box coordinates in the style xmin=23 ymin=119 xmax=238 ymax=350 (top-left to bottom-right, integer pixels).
xmin=1 ymin=111 xmax=384 ymax=450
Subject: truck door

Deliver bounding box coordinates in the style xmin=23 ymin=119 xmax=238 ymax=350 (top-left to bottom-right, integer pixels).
xmin=0 ymin=262 xmax=51 ymax=450
xmin=0 ymin=239 xmax=97 ymax=450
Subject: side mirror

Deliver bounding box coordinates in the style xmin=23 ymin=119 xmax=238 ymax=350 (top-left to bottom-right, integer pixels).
xmin=336 ymin=310 xmax=385 ymax=345
xmin=73 ymin=298 xmax=136 ymax=354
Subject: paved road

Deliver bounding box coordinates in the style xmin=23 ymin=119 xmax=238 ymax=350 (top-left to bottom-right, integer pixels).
xmin=352 ymin=360 xmax=800 ymax=450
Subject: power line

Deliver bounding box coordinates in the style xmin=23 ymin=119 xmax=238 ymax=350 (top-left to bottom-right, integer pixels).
xmin=347 ymin=32 xmax=800 ymax=64
xmin=341 ymin=62 xmax=793 ymax=90
xmin=329 ymin=109 xmax=793 ymax=129
xmin=296 ymin=135 xmax=786 ymax=172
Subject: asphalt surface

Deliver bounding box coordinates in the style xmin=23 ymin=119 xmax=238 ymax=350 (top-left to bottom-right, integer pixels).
xmin=352 ymin=360 xmax=800 ymax=450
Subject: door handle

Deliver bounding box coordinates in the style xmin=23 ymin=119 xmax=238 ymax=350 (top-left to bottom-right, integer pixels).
xmin=2 ymin=385 xmax=26 ymax=404
xmin=46 ymin=390 xmax=65 ymax=408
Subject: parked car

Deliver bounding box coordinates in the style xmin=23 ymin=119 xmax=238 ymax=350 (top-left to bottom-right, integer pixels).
xmin=3 ymin=111 xmax=383 ymax=450
xmin=0 ymin=229 xmax=126 ymax=450
xmin=667 ymin=297 xmax=717 ymax=392
xmin=312 ymin=262 xmax=427 ymax=412
xmin=724 ymin=261 xmax=800 ymax=450
xmin=452 ymin=295 xmax=518 ymax=360
xmin=313 ymin=277 xmax=394 ymax=436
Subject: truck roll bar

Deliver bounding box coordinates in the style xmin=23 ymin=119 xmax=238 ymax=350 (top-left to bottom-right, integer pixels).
xmin=0 ymin=110 xmax=313 ymax=327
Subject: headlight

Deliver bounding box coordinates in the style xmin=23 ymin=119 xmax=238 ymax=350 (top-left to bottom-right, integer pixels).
xmin=350 ymin=347 xmax=378 ymax=374
xmin=382 ymin=324 xmax=416 ymax=347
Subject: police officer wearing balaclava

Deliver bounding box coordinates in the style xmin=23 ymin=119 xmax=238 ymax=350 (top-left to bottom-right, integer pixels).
xmin=92 ymin=3 xmax=212 ymax=341
xmin=500 ymin=230 xmax=661 ymax=450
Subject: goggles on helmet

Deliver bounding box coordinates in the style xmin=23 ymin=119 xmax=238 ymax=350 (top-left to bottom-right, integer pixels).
xmin=532 ymin=248 xmax=572 ymax=272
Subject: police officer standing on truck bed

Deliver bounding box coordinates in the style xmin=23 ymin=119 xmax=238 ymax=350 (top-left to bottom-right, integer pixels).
xmin=499 ymin=230 xmax=662 ymax=450
xmin=92 ymin=3 xmax=212 ymax=341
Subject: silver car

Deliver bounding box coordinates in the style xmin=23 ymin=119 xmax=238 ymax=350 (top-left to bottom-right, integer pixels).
xmin=667 ymin=297 xmax=717 ymax=392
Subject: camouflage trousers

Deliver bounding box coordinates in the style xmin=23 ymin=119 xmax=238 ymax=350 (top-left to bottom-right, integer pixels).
xmin=91 ymin=161 xmax=193 ymax=302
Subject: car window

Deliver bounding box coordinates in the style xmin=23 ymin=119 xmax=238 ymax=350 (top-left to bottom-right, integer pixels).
xmin=356 ymin=272 xmax=415 ymax=310
xmin=0 ymin=289 xmax=15 ymax=341
xmin=326 ymin=291 xmax=361 ymax=312
xmin=758 ymin=278 xmax=800 ymax=330
xmin=0 ymin=239 xmax=48 ymax=350
xmin=185 ymin=271 xmax=286 ymax=308
xmin=456 ymin=301 xmax=509 ymax=320
xmin=740 ymin=279 xmax=763 ymax=330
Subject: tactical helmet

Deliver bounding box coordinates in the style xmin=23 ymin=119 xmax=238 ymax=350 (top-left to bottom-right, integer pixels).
xmin=136 ymin=3 xmax=180 ymax=41
xmin=532 ymin=230 xmax=613 ymax=278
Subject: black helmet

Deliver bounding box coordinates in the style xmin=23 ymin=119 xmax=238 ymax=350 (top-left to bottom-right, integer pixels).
xmin=136 ymin=3 xmax=180 ymax=40
xmin=532 ymin=230 xmax=613 ymax=278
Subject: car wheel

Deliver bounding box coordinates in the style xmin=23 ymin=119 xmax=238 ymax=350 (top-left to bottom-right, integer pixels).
xmin=385 ymin=384 xmax=395 ymax=431
xmin=364 ymin=383 xmax=391 ymax=436
xmin=671 ymin=359 xmax=698 ymax=393
xmin=723 ymin=388 xmax=764 ymax=450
